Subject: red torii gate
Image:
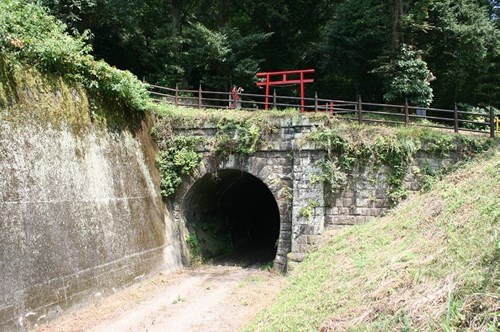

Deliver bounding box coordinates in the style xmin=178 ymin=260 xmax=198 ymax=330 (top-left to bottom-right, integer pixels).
xmin=256 ymin=69 xmax=315 ymax=112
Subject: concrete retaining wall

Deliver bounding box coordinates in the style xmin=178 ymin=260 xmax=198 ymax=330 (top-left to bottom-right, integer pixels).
xmin=0 ymin=70 xmax=183 ymax=330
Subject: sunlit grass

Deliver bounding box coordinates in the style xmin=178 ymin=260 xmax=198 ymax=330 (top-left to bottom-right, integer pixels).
xmin=246 ymin=146 xmax=499 ymax=331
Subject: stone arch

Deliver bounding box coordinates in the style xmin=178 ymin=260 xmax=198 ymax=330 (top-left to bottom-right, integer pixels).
xmin=181 ymin=169 xmax=280 ymax=264
xmin=173 ymin=154 xmax=293 ymax=270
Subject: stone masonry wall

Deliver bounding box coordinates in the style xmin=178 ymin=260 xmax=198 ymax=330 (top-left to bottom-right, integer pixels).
xmin=170 ymin=118 xmax=467 ymax=271
xmin=325 ymin=152 xmax=459 ymax=227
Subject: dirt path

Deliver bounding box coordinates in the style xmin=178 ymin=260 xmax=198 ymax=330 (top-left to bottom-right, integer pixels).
xmin=36 ymin=265 xmax=284 ymax=332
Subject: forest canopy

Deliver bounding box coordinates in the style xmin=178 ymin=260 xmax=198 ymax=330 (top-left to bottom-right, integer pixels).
xmin=22 ymin=0 xmax=500 ymax=109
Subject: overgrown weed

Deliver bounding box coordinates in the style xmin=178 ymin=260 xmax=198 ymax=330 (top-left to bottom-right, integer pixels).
xmin=246 ymin=146 xmax=499 ymax=331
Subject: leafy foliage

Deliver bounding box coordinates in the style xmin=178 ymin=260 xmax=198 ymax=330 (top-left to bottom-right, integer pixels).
xmin=0 ymin=0 xmax=152 ymax=112
xmin=156 ymin=136 xmax=204 ymax=197
xmin=152 ymin=107 xmax=280 ymax=198
xmin=214 ymin=120 xmax=264 ymax=156
xmin=33 ymin=0 xmax=499 ymax=110
xmin=318 ymin=0 xmax=389 ymax=98
xmin=299 ymin=200 xmax=319 ymax=220
xmin=309 ymin=121 xmax=492 ymax=206
xmin=426 ymin=0 xmax=500 ymax=107
xmin=377 ymin=44 xmax=434 ymax=107
xmin=457 ymin=103 xmax=500 ymax=131
xmin=373 ymin=135 xmax=419 ymax=205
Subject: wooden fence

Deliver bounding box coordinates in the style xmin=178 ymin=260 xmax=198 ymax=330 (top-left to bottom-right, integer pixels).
xmin=147 ymin=84 xmax=497 ymax=138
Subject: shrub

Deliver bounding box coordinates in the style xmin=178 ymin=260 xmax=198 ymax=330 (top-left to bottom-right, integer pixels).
xmin=0 ymin=0 xmax=152 ymax=112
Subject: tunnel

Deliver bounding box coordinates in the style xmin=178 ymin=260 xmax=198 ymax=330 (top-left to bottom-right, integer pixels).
xmin=181 ymin=169 xmax=280 ymax=266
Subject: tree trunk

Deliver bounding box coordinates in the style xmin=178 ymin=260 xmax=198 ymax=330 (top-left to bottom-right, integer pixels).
xmin=390 ymin=0 xmax=404 ymax=52
xmin=170 ymin=0 xmax=181 ymax=38
xmin=218 ymin=0 xmax=229 ymax=26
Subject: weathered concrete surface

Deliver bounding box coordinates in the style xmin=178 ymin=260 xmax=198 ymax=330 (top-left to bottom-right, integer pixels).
xmin=0 ymin=70 xmax=183 ymax=330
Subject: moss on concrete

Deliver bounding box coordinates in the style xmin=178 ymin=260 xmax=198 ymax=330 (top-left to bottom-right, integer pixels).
xmin=0 ymin=56 xmax=143 ymax=135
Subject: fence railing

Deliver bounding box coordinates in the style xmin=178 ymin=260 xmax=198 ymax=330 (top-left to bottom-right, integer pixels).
xmin=147 ymin=84 xmax=497 ymax=138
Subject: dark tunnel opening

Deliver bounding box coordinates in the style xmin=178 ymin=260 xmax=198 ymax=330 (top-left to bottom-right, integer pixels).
xmin=181 ymin=169 xmax=280 ymax=266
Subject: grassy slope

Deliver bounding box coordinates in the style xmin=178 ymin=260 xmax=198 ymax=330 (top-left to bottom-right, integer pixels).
xmin=247 ymin=145 xmax=499 ymax=331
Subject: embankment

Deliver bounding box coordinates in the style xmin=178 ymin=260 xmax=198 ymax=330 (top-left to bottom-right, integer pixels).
xmin=0 ymin=61 xmax=184 ymax=330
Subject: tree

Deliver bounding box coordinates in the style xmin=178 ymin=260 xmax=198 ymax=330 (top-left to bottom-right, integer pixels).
xmin=425 ymin=0 xmax=499 ymax=107
xmin=36 ymin=0 xmax=498 ymax=108
xmin=377 ymin=44 xmax=434 ymax=106
xmin=318 ymin=0 xmax=389 ymax=99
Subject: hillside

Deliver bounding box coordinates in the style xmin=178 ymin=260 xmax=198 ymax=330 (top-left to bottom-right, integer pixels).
xmin=247 ymin=145 xmax=499 ymax=331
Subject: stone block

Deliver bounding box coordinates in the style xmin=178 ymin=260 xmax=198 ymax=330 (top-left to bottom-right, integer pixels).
xmin=324 ymin=215 xmax=334 ymax=226
xmin=298 ymin=244 xmax=309 ymax=252
xmin=307 ymin=235 xmax=320 ymax=245
xmin=343 ymin=191 xmax=355 ymax=199
xmin=374 ymin=198 xmax=389 ymax=208
xmin=280 ymin=230 xmax=292 ymax=239
xmin=280 ymin=222 xmax=292 ymax=231
xmin=287 ymin=252 xmax=306 ymax=262
xmin=286 ymin=260 xmax=300 ymax=273
xmin=343 ymin=198 xmax=353 ymax=207
xmin=336 ymin=216 xmax=356 ymax=225
xmin=296 ymin=235 xmax=308 ymax=245
xmin=279 ymin=239 xmax=292 ymax=248
xmin=277 ymin=246 xmax=290 ymax=256
xmin=338 ymin=207 xmax=351 ymax=216
xmin=354 ymin=198 xmax=372 ymax=207
xmin=327 ymin=207 xmax=338 ymax=215
xmin=352 ymin=207 xmax=362 ymax=216
xmin=370 ymin=208 xmax=385 ymax=217
xmin=300 ymin=225 xmax=316 ymax=235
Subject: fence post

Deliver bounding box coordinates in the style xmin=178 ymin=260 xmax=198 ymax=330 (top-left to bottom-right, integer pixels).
xmin=314 ymin=92 xmax=318 ymax=112
xmin=490 ymin=105 xmax=496 ymax=138
xmin=273 ymin=89 xmax=277 ymax=109
xmin=198 ymin=84 xmax=202 ymax=109
xmin=404 ymin=99 xmax=409 ymax=126
xmin=454 ymin=104 xmax=459 ymax=133
xmin=175 ymin=83 xmax=179 ymax=107
xmin=357 ymin=95 xmax=362 ymax=123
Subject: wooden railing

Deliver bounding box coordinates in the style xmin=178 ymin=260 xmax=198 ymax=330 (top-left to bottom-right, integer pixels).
xmin=147 ymin=84 xmax=497 ymax=138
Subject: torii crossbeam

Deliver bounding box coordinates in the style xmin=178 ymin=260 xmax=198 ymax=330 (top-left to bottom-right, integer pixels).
xmin=256 ymin=69 xmax=315 ymax=112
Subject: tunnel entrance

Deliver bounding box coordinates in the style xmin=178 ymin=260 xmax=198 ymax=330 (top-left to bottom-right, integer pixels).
xmin=181 ymin=169 xmax=280 ymax=266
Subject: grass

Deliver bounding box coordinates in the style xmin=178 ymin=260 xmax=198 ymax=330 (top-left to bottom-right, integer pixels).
xmin=245 ymin=144 xmax=499 ymax=331
xmin=152 ymin=103 xmax=328 ymax=126
xmin=172 ymin=295 xmax=187 ymax=304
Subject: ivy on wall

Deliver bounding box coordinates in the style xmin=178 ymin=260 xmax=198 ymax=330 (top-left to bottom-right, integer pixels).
xmin=152 ymin=108 xmax=493 ymax=264
xmin=153 ymin=107 xmax=492 ymax=203
xmin=152 ymin=106 xmax=282 ymax=198
xmin=308 ymin=121 xmax=492 ymax=206
xmin=155 ymin=135 xmax=205 ymax=197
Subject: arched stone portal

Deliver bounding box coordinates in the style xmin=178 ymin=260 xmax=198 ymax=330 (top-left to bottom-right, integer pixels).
xmin=181 ymin=169 xmax=280 ymax=266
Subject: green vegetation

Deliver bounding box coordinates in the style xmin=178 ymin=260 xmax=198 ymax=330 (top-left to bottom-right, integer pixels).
xmin=152 ymin=106 xmax=296 ymax=197
xmin=185 ymin=234 xmax=202 ymax=265
xmin=152 ymin=105 xmax=492 ymax=201
xmin=0 ymin=0 xmax=152 ymax=113
xmin=299 ymin=201 xmax=320 ymax=220
xmin=308 ymin=121 xmax=492 ymax=206
xmin=171 ymin=295 xmax=187 ymax=304
xmin=246 ymin=145 xmax=499 ymax=331
xmin=376 ymin=44 xmax=434 ymax=107
xmin=155 ymin=135 xmax=205 ymax=197
xmin=38 ymin=0 xmax=499 ymax=110
xmin=1 ymin=2 xmax=497 ymax=328
xmin=190 ymin=215 xmax=234 ymax=262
